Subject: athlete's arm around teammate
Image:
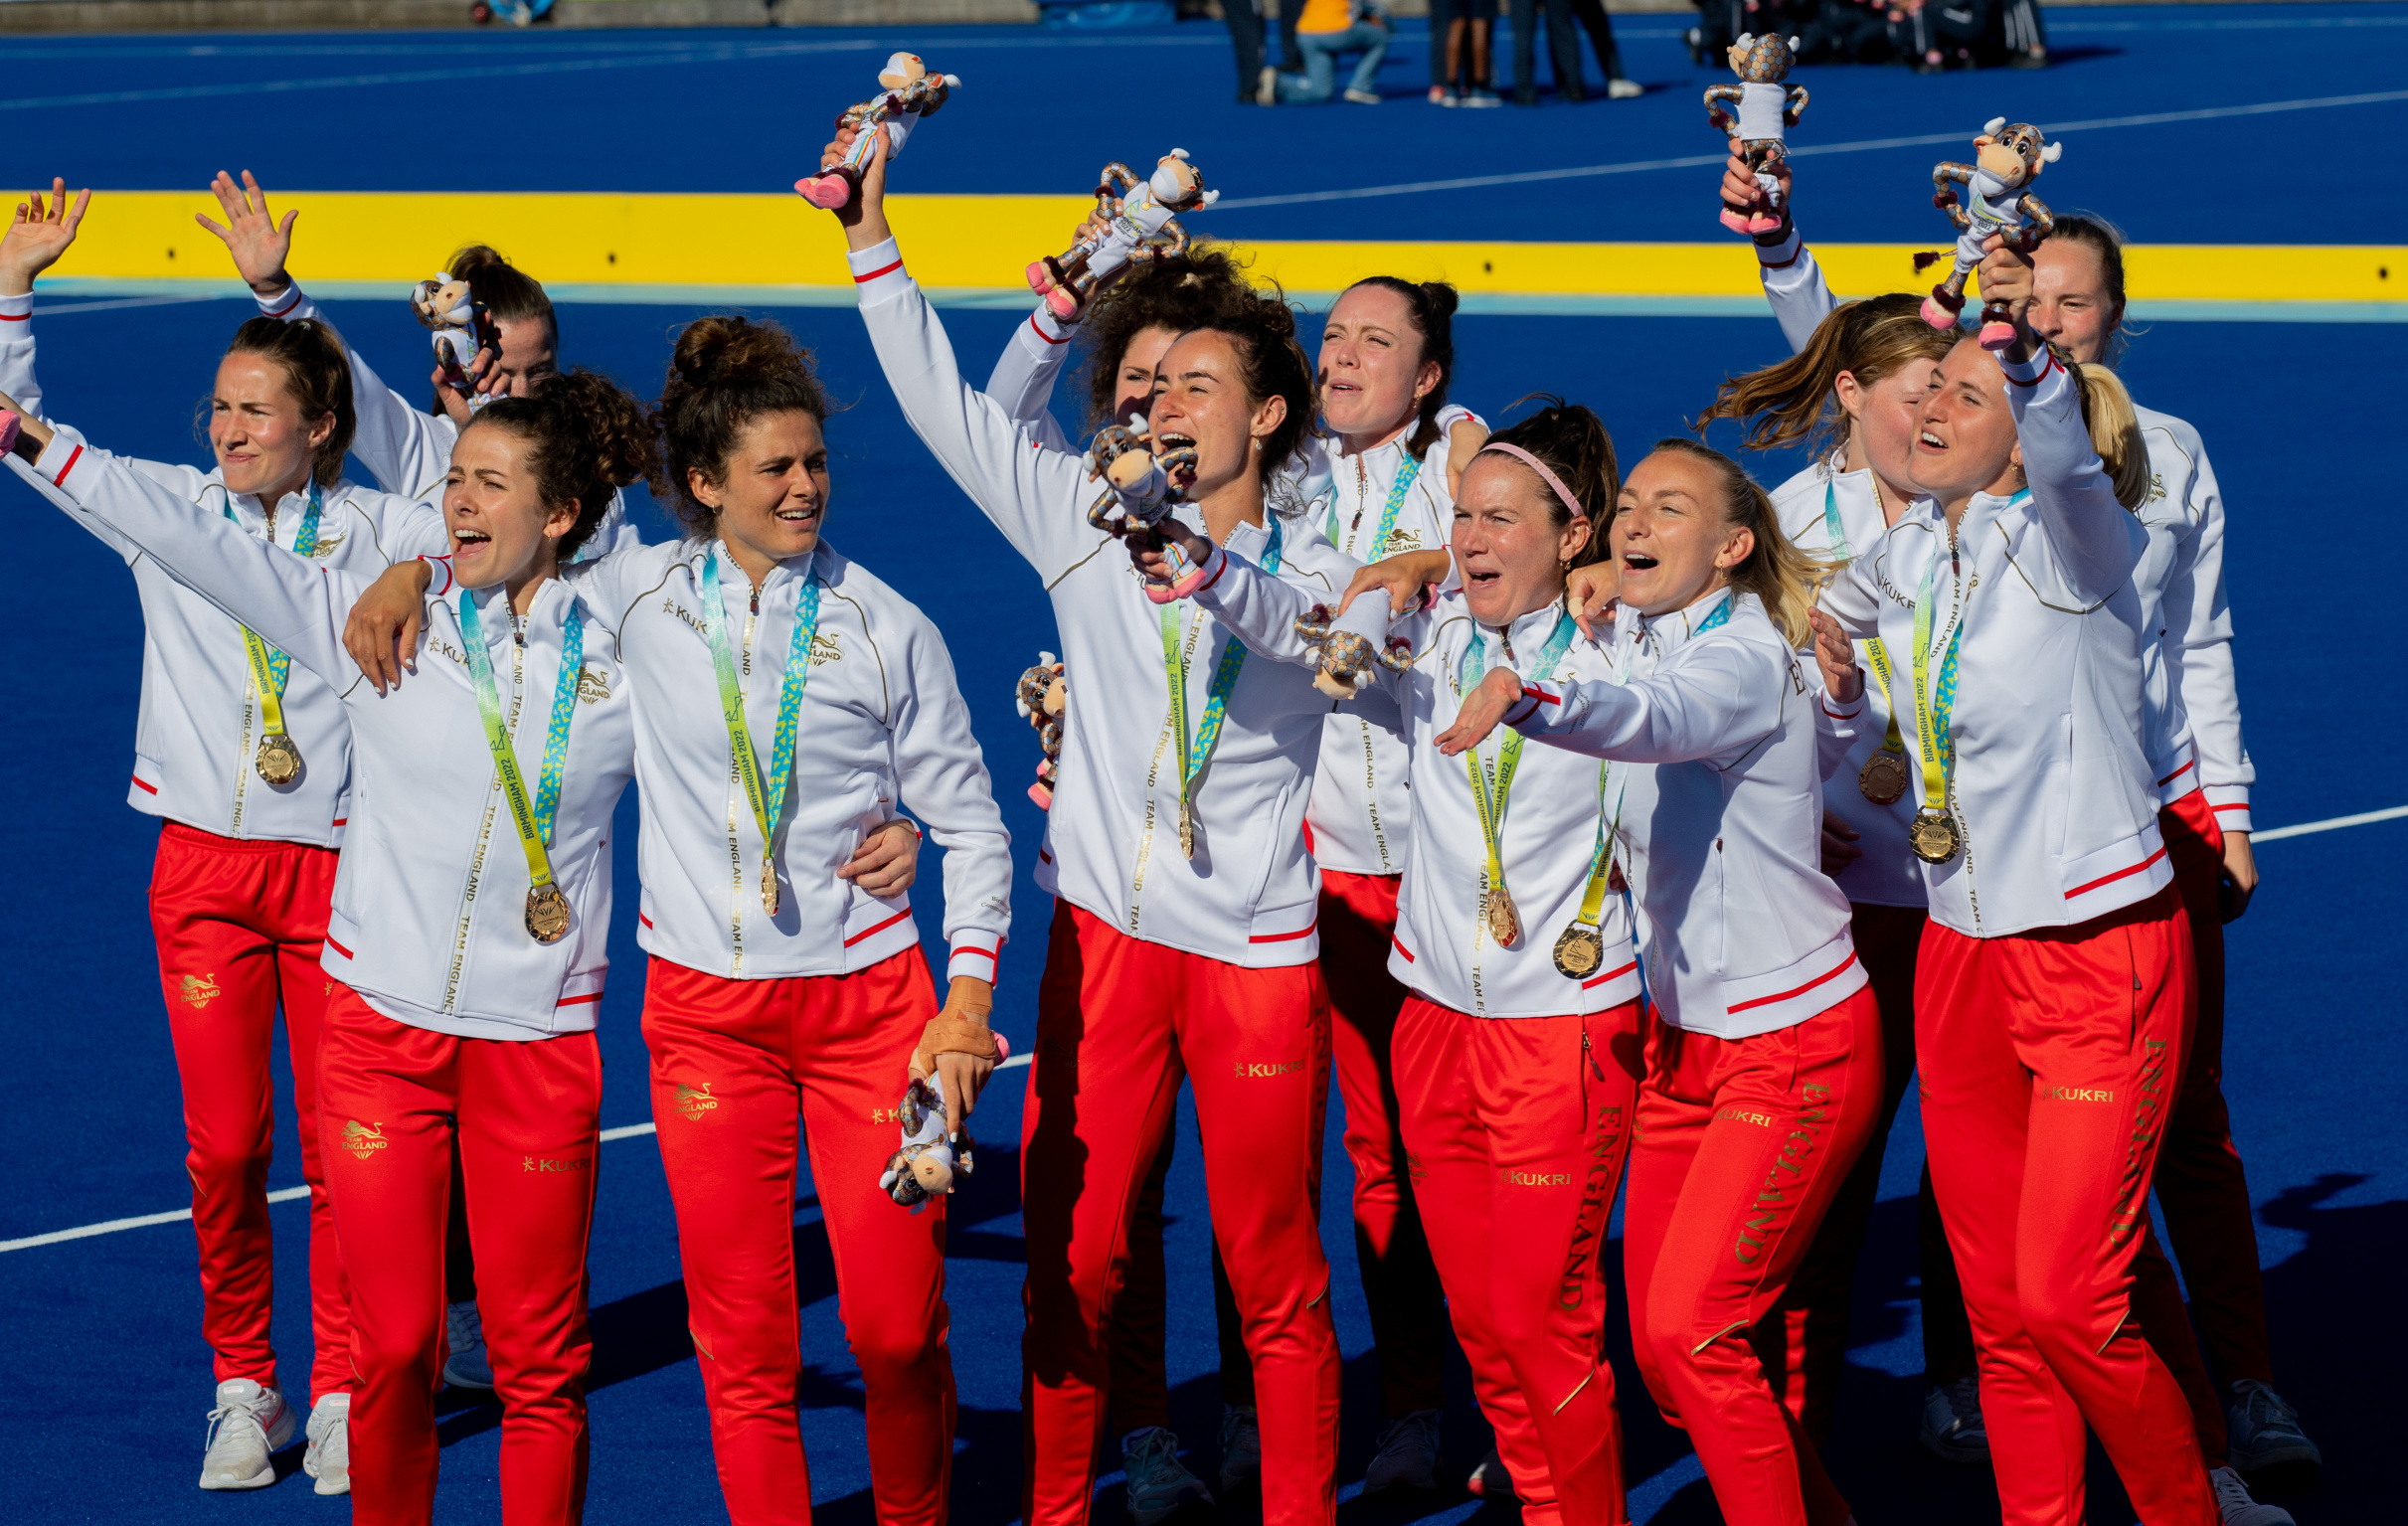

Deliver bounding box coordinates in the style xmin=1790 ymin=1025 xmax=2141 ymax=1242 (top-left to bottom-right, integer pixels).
xmin=6 ymin=372 xmax=654 ymax=1524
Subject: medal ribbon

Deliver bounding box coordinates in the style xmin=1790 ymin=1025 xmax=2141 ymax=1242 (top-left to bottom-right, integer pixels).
xmin=1568 ymin=760 xmax=1632 ymax=931
xmin=1823 ymin=482 xmax=1905 ymax=760
xmin=456 ymin=588 xmax=585 ymax=890
xmin=1163 ymin=519 xmax=1284 ymax=821
xmin=698 ymin=551 xmax=823 ymax=865
xmin=227 ymin=480 xmax=323 ymax=738
xmin=1458 ymin=607 xmax=1580 ymax=917
xmin=1325 ymin=448 xmax=1422 ymax=557
xmin=1909 ymin=491 xmax=2027 ymax=812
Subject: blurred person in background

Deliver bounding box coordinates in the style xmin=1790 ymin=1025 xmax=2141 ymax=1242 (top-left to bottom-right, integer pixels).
xmin=1432 ymin=0 xmax=1501 ymax=105
xmin=1261 ymin=0 xmax=1393 ymax=105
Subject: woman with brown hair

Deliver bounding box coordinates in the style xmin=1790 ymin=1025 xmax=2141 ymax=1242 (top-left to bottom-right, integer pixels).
xmin=0 ymin=181 xmax=444 ymax=1498
xmin=340 ymin=313 xmax=1015 ymax=1526
xmin=827 ymin=122 xmax=1355 ymax=1526
xmin=6 ymin=365 xmax=655 ymax=1525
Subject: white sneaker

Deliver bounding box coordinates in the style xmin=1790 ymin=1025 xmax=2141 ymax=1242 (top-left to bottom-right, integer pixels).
xmin=1216 ymin=1404 xmax=1261 ymax=1495
xmin=302 ymin=1393 xmax=351 ymax=1496
xmin=1362 ymin=1409 xmax=1441 ymax=1492
xmin=1607 ymin=78 xmax=1643 ymax=99
xmin=443 ymin=1298 xmax=495 ymax=1390
xmin=1343 ymin=87 xmax=1382 ymax=105
xmin=199 ymin=1378 xmax=294 ymax=1490
xmin=1122 ymin=1426 xmax=1213 ymax=1525
xmin=1918 ymin=1373 xmax=1990 ymax=1464
xmin=2210 ymin=1465 xmax=2295 ymax=1526
xmin=1465 ymin=1445 xmax=1515 ymax=1500
xmin=2225 ymin=1380 xmax=2321 ymax=1476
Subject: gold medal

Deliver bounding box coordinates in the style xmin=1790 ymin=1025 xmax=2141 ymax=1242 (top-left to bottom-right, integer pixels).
xmin=762 ymin=859 xmax=780 ymax=916
xmin=1552 ymin=922 xmax=1603 ymax=980
xmin=524 ymin=883 xmax=573 ymax=944
xmin=1177 ymin=798 xmax=1195 ymax=860
xmin=1908 ymin=807 xmax=1962 ymax=865
xmin=1486 ymin=883 xmax=1521 ymax=947
xmin=1857 ymin=750 xmax=1908 ymax=806
xmin=255 ymin=732 xmax=303 ymax=786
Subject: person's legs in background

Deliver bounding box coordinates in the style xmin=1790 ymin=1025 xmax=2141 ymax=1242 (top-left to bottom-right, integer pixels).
xmin=1224 ymin=0 xmax=1268 ymax=102
xmin=1429 ymin=0 xmax=1460 ymax=100
xmin=1341 ymin=21 xmax=1392 ymax=99
xmin=1507 ymin=0 xmax=1586 ymax=104
xmin=1566 ymin=0 xmax=1640 ymax=94
xmin=1279 ymin=32 xmax=1342 ymax=103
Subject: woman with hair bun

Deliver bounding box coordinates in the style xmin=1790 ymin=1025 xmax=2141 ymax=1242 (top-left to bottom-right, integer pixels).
xmin=0 ymin=182 xmax=446 ymax=1498
xmin=342 ymin=313 xmax=1013 ymax=1526
xmin=824 ymin=124 xmax=1358 ymax=1526
xmin=3 ymin=367 xmax=655 ymax=1525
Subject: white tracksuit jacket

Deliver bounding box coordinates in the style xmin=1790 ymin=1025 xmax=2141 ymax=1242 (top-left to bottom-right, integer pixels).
xmin=471 ymin=537 xmax=1016 ymax=984
xmin=1755 ymin=229 xmax=2255 ymax=831
xmin=1775 ymin=456 xmax=1925 ymax=909
xmin=1819 ymin=348 xmax=2171 ymax=937
xmin=251 ymin=280 xmax=640 ymax=559
xmin=858 ymin=240 xmax=1355 ymax=966
xmin=1502 ymin=589 xmax=1866 ymax=1038
xmin=34 ymin=429 xmax=635 ymax=1040
xmin=0 ymin=293 xmax=447 ymax=847
xmin=1180 ymin=543 xmax=1642 ymax=1017
xmin=979 ymin=297 xmax=1475 ymax=878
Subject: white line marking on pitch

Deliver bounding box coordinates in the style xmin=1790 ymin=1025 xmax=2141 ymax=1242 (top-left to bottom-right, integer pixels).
xmin=0 ymin=1048 xmax=1034 ymax=1254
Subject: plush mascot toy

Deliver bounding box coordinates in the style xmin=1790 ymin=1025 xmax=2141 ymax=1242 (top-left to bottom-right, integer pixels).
xmin=1704 ymin=33 xmax=1807 ymax=235
xmin=796 ymin=52 xmax=960 ymax=211
xmin=1027 ymin=150 xmax=1219 ymax=323
xmin=410 ymin=272 xmax=492 ymax=406
xmin=1015 ymin=653 xmax=1068 ymax=809
xmin=1919 ymin=119 xmax=2061 ymax=349
xmin=1292 ymin=600 xmax=1416 ymax=702
xmin=1083 ymin=423 xmax=1201 ymax=603
xmin=880 ymin=1014 xmax=1008 ymax=1212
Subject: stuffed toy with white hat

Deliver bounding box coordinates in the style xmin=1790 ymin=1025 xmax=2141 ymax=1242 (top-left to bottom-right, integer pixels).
xmin=796 ymin=52 xmax=960 ymax=211
xmin=410 ymin=272 xmax=493 ymax=408
xmin=1014 ymin=653 xmax=1067 ymax=810
xmin=1704 ymin=33 xmax=1808 ymax=236
xmin=1918 ymin=119 xmax=2062 ymax=350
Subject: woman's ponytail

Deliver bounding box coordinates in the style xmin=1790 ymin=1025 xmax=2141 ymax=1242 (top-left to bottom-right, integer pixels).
xmin=1695 ymin=293 xmax=1955 ymax=457
xmin=2071 ymin=362 xmax=2150 ymax=512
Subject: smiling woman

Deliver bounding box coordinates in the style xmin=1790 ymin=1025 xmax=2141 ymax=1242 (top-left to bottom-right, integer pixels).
xmin=0 ymin=177 xmax=451 ymax=1499
xmin=0 ymin=369 xmax=655 ymax=1522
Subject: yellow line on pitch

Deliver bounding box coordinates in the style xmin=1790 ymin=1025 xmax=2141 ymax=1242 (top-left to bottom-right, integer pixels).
xmin=56 ymin=191 xmax=2408 ymax=304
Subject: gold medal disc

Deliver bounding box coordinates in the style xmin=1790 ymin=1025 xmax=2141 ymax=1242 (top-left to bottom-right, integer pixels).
xmin=1486 ymin=885 xmax=1522 ymax=947
xmin=256 ymin=733 xmax=303 ymax=786
xmin=1857 ymin=750 xmax=1909 ymax=806
xmin=1552 ymin=922 xmax=1604 ymax=980
xmin=762 ymin=860 xmax=781 ymax=916
xmin=1908 ymin=808 xmax=1963 ymax=865
xmin=1177 ymin=799 xmax=1196 ymax=860
xmin=524 ymin=883 xmax=574 ymax=944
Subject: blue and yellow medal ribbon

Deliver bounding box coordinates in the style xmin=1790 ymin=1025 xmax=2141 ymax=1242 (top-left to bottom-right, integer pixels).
xmin=1824 ymin=481 xmax=1906 ymax=764
xmin=456 ymin=586 xmax=585 ymax=915
xmin=698 ymin=550 xmax=823 ymax=913
xmin=1162 ymin=519 xmax=1283 ymax=858
xmin=227 ymin=480 xmax=322 ymax=774
xmin=1324 ymin=448 xmax=1422 ymax=558
xmin=1457 ymin=606 xmax=1579 ymax=945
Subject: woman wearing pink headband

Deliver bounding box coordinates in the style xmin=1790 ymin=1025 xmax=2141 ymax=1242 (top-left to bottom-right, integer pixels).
xmin=1141 ymin=399 xmax=1649 ymax=1526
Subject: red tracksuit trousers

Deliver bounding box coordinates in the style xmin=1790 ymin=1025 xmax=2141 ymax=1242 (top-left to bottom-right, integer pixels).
xmin=1021 ymin=903 xmax=1340 ymax=1526
xmin=1917 ymin=885 xmax=2216 ymax=1526
xmin=1393 ymin=995 xmax=1642 ymax=1526
xmin=2155 ymin=789 xmax=2273 ymax=1388
xmin=317 ymin=985 xmax=602 ymax=1526
xmin=643 ymin=951 xmax=956 ymax=1526
xmin=1107 ymin=871 xmax=1448 ymax=1431
xmin=1625 ymin=986 xmax=1883 ymax=1526
xmin=150 ymin=821 xmax=351 ymax=1401
xmin=1753 ymin=902 xmax=1923 ymax=1444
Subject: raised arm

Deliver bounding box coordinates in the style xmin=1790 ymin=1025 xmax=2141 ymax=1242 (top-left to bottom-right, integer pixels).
xmin=0 ymin=180 xmax=88 ymax=424
xmin=829 ymin=128 xmax=1102 ymax=583
xmin=2156 ymin=425 xmax=2252 ymax=833
xmin=1997 ymin=355 xmax=2142 ymax=606
xmin=1720 ymin=144 xmax=1834 ymax=353
xmin=8 ymin=408 xmax=359 ymax=683
xmin=982 ymin=304 xmax=1078 ymax=455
